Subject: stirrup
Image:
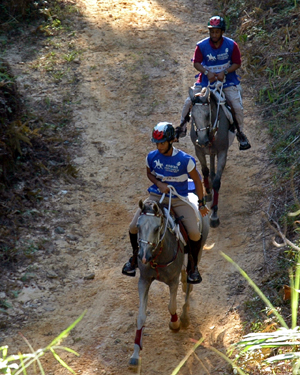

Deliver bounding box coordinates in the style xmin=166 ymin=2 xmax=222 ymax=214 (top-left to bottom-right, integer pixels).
xmin=187 ymin=266 xmax=202 ymax=284
xmin=122 ymin=257 xmax=137 ymax=277
xmin=239 ymin=142 xmax=251 ymax=150
xmin=236 ymin=132 xmax=251 ymax=151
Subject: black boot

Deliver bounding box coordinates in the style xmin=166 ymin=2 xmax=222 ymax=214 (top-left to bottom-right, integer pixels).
xmin=122 ymin=232 xmax=138 ymax=277
xmin=236 ymin=131 xmax=251 ymax=150
xmin=175 ymin=122 xmax=187 ymax=139
xmin=187 ymin=239 xmax=202 ymax=284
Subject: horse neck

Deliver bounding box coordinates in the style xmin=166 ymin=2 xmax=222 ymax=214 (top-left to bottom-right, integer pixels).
xmin=154 ymin=214 xmax=178 ymax=262
xmin=210 ymin=96 xmax=229 ymax=136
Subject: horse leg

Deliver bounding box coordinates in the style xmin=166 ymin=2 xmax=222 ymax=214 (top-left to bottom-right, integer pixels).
xmin=208 ymin=153 xmax=218 ymax=227
xmin=180 ymin=268 xmax=191 ymax=329
xmin=210 ymin=152 xmax=227 ymax=228
xmin=168 ymin=280 xmax=181 ymax=331
xmin=195 ymin=149 xmax=212 ymax=202
xmin=210 ymin=192 xmax=220 ymax=228
xmin=202 ymin=165 xmax=211 ymax=202
xmin=180 ymin=283 xmax=191 ymax=328
xmin=129 ymin=277 xmax=152 ymax=367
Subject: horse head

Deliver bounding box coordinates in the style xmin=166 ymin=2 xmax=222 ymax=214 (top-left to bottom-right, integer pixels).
xmin=137 ymin=200 xmax=164 ymax=264
xmin=189 ymin=87 xmax=212 ymax=148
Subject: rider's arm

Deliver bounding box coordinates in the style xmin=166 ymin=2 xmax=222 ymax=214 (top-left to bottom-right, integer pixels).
xmin=146 ymin=167 xmax=170 ymax=194
xmin=194 ymin=62 xmax=216 ymax=83
xmin=217 ymin=42 xmax=241 ymax=81
xmin=216 ymin=62 xmax=241 ymax=82
xmin=189 ymin=167 xmax=209 ymax=217
xmin=193 ymin=46 xmax=215 ymax=82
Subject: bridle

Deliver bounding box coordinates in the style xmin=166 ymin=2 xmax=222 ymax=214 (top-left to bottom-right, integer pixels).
xmin=138 ymin=206 xmax=166 ymax=252
xmin=137 ymin=190 xmax=182 ymax=277
xmin=191 ymin=94 xmax=213 ymax=146
xmin=192 ymin=99 xmax=212 ymax=133
xmin=191 ymin=82 xmax=224 ymax=146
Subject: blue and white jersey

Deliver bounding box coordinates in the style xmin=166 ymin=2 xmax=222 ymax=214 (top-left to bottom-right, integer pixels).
xmin=146 ymin=148 xmax=196 ymax=197
xmin=196 ymin=36 xmax=241 ymax=88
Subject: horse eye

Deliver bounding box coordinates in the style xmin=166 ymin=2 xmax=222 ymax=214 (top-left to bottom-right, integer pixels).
xmin=154 ymin=225 xmax=160 ymax=232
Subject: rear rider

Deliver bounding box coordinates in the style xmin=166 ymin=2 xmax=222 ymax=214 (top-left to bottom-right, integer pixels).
xmin=177 ymin=15 xmax=251 ymax=151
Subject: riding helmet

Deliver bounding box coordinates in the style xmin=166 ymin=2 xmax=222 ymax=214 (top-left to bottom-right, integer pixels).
xmin=151 ymin=122 xmax=175 ymax=143
xmin=207 ymin=16 xmax=226 ymax=31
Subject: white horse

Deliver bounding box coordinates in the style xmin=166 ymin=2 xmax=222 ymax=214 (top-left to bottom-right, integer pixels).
xmin=190 ymin=84 xmax=235 ymax=227
xmin=129 ymin=188 xmax=209 ymax=367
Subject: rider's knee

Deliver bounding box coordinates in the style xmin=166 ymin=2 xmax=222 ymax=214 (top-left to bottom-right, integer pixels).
xmin=188 ymin=232 xmax=201 ymax=242
xmin=129 ymin=222 xmax=139 ymax=234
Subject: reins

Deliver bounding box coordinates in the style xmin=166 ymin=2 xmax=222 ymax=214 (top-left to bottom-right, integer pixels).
xmin=138 ymin=186 xmax=184 ymax=279
xmin=210 ymin=81 xmax=224 ymax=130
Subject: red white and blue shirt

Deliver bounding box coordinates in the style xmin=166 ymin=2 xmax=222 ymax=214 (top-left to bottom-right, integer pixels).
xmin=193 ymin=36 xmax=241 ymax=88
xmin=146 ymin=148 xmax=196 ymax=197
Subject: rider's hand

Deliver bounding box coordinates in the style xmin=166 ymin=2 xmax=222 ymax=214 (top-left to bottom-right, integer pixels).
xmin=157 ymin=181 xmax=170 ymax=194
xmin=215 ymin=71 xmax=225 ymax=82
xmin=199 ymin=205 xmax=209 ymax=217
xmin=207 ymin=71 xmax=216 ymax=83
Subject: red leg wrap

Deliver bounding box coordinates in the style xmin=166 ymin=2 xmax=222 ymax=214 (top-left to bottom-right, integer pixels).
xmin=171 ymin=313 xmax=178 ymax=322
xmin=204 ymin=178 xmax=210 ymax=190
xmin=212 ymin=190 xmax=219 ymax=208
xmin=134 ymin=326 xmax=145 ymax=350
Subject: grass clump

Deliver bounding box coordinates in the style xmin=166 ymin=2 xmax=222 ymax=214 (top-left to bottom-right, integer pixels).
xmin=0 ymin=311 xmax=85 ymax=374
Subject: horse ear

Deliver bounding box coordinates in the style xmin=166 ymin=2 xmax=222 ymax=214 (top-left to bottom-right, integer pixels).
xmin=153 ymin=203 xmax=159 ymax=214
xmin=206 ymin=87 xmax=210 ymax=101
xmin=139 ymin=200 xmax=144 ymax=210
xmin=189 ymin=86 xmax=194 ymax=99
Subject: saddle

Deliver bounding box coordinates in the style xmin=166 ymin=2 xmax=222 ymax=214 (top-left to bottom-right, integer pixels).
xmin=210 ymin=88 xmax=239 ymax=134
xmin=159 ymin=203 xmax=189 ymax=250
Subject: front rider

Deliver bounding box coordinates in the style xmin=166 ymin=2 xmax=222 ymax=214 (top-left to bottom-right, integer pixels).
xmin=122 ymin=122 xmax=209 ymax=284
xmin=177 ymin=15 xmax=251 ymax=151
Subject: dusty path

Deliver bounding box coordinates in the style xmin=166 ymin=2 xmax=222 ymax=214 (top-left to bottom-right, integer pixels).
xmin=3 ymin=0 xmax=272 ymax=374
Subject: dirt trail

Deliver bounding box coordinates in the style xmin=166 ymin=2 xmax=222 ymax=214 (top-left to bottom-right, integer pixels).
xmin=3 ymin=0 xmax=273 ymax=374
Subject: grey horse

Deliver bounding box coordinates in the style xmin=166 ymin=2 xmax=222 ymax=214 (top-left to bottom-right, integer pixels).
xmin=129 ymin=197 xmax=209 ymax=367
xmin=189 ymin=85 xmax=234 ymax=228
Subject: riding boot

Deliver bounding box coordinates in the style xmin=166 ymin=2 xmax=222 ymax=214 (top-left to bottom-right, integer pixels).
xmin=122 ymin=232 xmax=138 ymax=277
xmin=175 ymin=123 xmax=187 ymax=139
xmin=187 ymin=238 xmax=202 ymax=284
xmin=236 ymin=131 xmax=251 ymax=150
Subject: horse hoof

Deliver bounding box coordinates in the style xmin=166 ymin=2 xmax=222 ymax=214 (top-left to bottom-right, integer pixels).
xmin=169 ymin=320 xmax=181 ymax=331
xmin=210 ymin=217 xmax=220 ymax=228
xmin=129 ymin=357 xmax=140 ymax=367
xmin=180 ymin=317 xmax=190 ymax=329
